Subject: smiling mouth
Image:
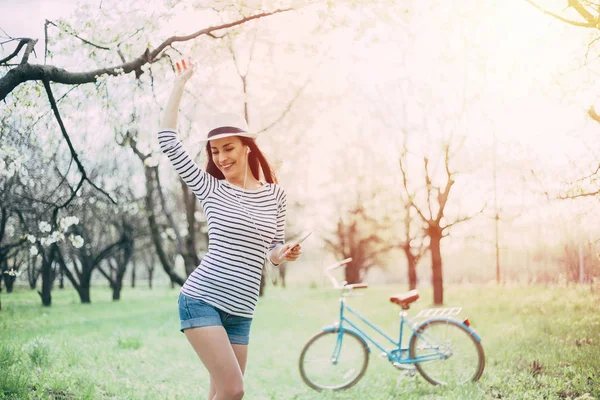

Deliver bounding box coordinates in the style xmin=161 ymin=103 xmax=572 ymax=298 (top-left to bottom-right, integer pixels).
xmin=221 ymin=162 xmax=234 ymax=172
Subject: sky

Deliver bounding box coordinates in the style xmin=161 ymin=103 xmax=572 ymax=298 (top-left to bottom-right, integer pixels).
xmin=2 ymin=0 xmax=599 ymax=282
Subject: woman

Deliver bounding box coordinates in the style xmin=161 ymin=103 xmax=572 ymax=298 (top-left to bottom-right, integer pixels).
xmin=158 ymin=58 xmax=301 ymax=400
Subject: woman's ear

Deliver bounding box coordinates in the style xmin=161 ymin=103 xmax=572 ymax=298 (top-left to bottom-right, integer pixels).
xmin=246 ymin=147 xmax=251 ymax=154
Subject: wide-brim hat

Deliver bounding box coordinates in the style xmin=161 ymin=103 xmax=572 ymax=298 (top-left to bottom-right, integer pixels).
xmin=201 ymin=112 xmax=257 ymax=142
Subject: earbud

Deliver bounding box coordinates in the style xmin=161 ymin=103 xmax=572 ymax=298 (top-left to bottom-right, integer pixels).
xmin=246 ymin=147 xmax=251 ymax=155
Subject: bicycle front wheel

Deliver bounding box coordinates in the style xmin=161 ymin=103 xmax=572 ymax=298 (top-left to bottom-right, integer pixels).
xmin=299 ymin=330 xmax=369 ymax=391
xmin=409 ymin=320 xmax=485 ymax=385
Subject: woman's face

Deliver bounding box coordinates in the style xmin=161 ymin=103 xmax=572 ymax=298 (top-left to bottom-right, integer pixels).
xmin=210 ymin=136 xmax=247 ymax=178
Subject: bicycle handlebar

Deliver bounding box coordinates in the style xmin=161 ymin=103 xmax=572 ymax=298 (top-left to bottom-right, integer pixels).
xmin=346 ymin=283 xmax=369 ymax=290
xmin=323 ymin=258 xmax=368 ymax=290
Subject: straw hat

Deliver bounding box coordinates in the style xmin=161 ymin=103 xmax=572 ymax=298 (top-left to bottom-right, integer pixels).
xmin=202 ymin=113 xmax=257 ymax=142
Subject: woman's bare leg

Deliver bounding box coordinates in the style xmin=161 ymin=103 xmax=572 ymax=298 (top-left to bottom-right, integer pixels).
xmin=184 ymin=326 xmax=245 ymax=400
xmin=208 ymin=344 xmax=248 ymax=399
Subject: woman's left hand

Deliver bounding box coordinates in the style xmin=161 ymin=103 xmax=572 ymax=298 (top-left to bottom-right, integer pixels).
xmin=283 ymin=244 xmax=302 ymax=262
xmin=274 ymin=243 xmax=302 ymax=264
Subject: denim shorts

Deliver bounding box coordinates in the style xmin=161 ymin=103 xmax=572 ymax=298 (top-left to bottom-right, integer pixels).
xmin=178 ymin=292 xmax=252 ymax=345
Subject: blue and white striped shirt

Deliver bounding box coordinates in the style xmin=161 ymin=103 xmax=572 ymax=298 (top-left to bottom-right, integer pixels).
xmin=158 ymin=130 xmax=286 ymax=318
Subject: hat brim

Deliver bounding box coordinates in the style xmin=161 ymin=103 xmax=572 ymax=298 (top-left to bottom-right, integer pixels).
xmin=201 ymin=132 xmax=257 ymax=142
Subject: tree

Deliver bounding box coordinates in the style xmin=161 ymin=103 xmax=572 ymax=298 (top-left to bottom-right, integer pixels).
xmin=0 ymin=9 xmax=292 ymax=101
xmin=398 ymin=201 xmax=428 ymax=290
xmin=324 ymin=201 xmax=398 ymax=285
xmin=90 ymin=219 xmax=134 ymax=301
xmin=0 ymin=2 xmax=299 ymax=279
xmin=399 ymin=142 xmax=482 ymax=305
xmin=525 ymin=0 xmax=600 ymax=199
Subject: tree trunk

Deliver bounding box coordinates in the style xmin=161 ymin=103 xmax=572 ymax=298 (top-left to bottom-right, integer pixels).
xmin=78 ymin=270 xmax=92 ymax=303
xmin=181 ymin=182 xmax=201 ymax=277
xmin=131 ymin=253 xmax=136 ymax=288
xmin=78 ymin=283 xmax=91 ymax=303
xmin=145 ymin=166 xmax=185 ymax=286
xmin=259 ymin=265 xmax=266 ymax=297
xmin=27 ymin=257 xmax=39 ymax=289
xmin=430 ymin=232 xmax=443 ymax=305
xmin=344 ymin=261 xmax=360 ymax=285
xmin=112 ymin=281 xmax=121 ymax=300
xmin=148 ymin=267 xmax=154 ymax=289
xmin=406 ymin=251 xmax=418 ymax=290
xmin=4 ymin=273 xmax=15 ymax=293
xmin=39 ymin=257 xmax=53 ymax=307
xmin=58 ymin=270 xmax=64 ymax=289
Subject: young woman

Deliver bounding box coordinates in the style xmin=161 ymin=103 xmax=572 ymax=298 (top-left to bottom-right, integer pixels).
xmin=158 ymin=58 xmax=301 ymax=400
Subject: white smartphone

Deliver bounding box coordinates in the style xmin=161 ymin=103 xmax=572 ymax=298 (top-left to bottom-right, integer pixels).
xmin=282 ymin=230 xmax=313 ymax=257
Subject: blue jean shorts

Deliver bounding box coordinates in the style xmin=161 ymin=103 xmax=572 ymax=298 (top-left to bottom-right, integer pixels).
xmin=178 ymin=293 xmax=252 ymax=345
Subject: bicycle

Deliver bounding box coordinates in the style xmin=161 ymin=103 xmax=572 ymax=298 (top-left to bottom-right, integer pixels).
xmin=298 ymin=257 xmax=485 ymax=391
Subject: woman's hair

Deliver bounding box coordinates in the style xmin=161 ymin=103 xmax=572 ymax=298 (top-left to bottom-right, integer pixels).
xmin=205 ymin=136 xmax=278 ymax=184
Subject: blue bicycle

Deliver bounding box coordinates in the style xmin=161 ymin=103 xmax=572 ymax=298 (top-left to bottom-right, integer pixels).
xmin=299 ymin=258 xmax=485 ymax=391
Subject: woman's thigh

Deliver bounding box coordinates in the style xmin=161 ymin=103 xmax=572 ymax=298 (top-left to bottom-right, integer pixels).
xmin=184 ymin=326 xmax=244 ymax=392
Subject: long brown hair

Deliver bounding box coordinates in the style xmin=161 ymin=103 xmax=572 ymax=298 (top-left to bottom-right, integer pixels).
xmin=205 ymin=136 xmax=278 ymax=184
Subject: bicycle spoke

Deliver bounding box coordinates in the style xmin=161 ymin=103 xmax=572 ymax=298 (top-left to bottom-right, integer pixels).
xmin=299 ymin=331 xmax=369 ymax=391
xmin=409 ymin=320 xmax=485 ymax=385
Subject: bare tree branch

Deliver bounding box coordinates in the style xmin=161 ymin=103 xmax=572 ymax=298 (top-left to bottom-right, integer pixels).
xmin=20 ymin=39 xmax=38 ymax=65
xmin=424 ymin=157 xmax=434 ymax=219
xmin=558 ymin=190 xmax=599 ymax=199
xmin=154 ymin=168 xmax=185 ymax=255
xmin=42 ymin=78 xmax=117 ymax=210
xmin=0 ymin=38 xmax=33 ymax=64
xmin=523 ymin=0 xmax=596 ymax=27
xmin=0 ymin=8 xmax=292 ymax=101
xmin=588 ymin=105 xmax=600 ymax=122
xmin=45 ymin=19 xmax=114 ymax=51
xmin=398 ymin=149 xmax=429 ymax=223
xmin=568 ymin=0 xmax=598 ymax=25
xmin=435 ymin=144 xmax=455 ymax=223
xmin=442 ymin=204 xmax=486 ymax=232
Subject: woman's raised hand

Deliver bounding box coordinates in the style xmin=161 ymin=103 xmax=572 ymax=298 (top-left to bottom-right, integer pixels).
xmin=174 ymin=57 xmax=195 ymax=86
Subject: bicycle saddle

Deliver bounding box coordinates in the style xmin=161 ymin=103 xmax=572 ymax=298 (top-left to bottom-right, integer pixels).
xmin=390 ymin=290 xmax=419 ymax=310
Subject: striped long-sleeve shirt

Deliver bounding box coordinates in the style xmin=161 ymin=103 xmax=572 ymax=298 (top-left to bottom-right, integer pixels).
xmin=158 ymin=130 xmax=286 ymax=318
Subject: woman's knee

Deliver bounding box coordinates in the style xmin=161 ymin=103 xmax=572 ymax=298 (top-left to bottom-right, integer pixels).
xmin=219 ymin=381 xmax=244 ymax=399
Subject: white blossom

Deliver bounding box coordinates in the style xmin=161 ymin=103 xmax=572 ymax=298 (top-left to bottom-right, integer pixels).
xmin=50 ymin=230 xmax=65 ymax=242
xmin=165 ymin=228 xmax=176 ymax=240
xmin=30 ymin=246 xmax=39 ymax=256
xmin=5 ymin=224 xmax=14 ymax=237
xmin=194 ymin=211 xmax=205 ymax=222
xmin=38 ymin=221 xmax=51 ymax=233
xmin=69 ymin=234 xmax=84 ymax=249
xmin=143 ymin=155 xmax=159 ymax=167
xmin=27 ymin=235 xmax=36 ymax=243
xmin=59 ymin=216 xmax=79 ymax=231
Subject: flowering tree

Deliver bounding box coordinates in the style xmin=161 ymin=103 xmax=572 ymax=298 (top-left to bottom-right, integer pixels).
xmin=524 ymin=0 xmax=599 ymax=200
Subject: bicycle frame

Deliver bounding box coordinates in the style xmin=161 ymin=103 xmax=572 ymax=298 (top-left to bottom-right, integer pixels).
xmin=323 ymin=295 xmax=472 ymax=366
xmin=320 ymin=257 xmax=481 ymax=368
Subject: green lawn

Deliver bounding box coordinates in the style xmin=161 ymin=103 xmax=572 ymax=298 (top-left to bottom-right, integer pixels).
xmin=1 ymin=284 xmax=599 ymax=399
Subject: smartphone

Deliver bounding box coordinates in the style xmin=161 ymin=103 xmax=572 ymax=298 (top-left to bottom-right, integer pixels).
xmin=282 ymin=230 xmax=313 ymax=257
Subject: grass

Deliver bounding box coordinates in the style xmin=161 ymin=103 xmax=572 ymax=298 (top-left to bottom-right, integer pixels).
xmin=1 ymin=284 xmax=599 ymax=399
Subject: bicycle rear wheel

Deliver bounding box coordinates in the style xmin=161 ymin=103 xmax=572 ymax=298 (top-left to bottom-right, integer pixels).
xmin=409 ymin=319 xmax=485 ymax=385
xmin=299 ymin=330 xmax=369 ymax=391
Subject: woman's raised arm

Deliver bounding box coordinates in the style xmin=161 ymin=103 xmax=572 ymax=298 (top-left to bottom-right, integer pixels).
xmin=160 ymin=58 xmax=194 ymax=131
